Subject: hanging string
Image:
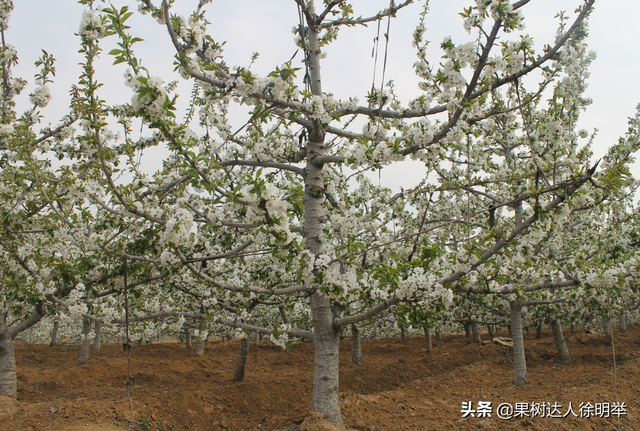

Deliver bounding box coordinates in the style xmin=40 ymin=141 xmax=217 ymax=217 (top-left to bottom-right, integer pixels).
xmin=123 ymin=257 xmax=136 ymax=430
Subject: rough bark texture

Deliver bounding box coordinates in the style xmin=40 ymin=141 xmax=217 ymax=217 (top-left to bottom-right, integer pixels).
xmin=424 ymin=326 xmax=432 ymax=353
xmin=471 ymin=320 xmax=482 ymax=343
xmin=550 ymin=320 xmax=571 ymax=362
xmin=49 ymin=321 xmax=59 ymax=347
xmin=92 ymin=321 xmax=102 ymax=352
xmin=0 ymin=314 xmax=17 ymax=399
xmin=602 ymin=318 xmax=612 ymax=346
xmin=351 ymin=326 xmax=362 ymax=365
xmin=233 ymin=338 xmax=250 ymax=381
xmin=619 ymin=312 xmax=627 ymax=332
xmin=510 ymin=302 xmax=526 ymax=386
xmin=195 ymin=338 xmax=205 ymax=356
xmin=77 ymin=317 xmax=92 ymax=366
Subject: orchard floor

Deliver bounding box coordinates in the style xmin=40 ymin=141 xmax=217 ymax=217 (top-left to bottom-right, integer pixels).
xmin=1 ymin=325 xmax=639 ymax=431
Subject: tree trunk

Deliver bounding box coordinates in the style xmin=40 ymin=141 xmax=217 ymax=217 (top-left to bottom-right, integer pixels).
xmin=435 ymin=326 xmax=442 ymax=342
xmin=569 ymin=323 xmax=574 ymax=334
xmin=254 ymin=330 xmax=260 ymax=345
xmin=507 ymin=324 xmax=512 ymax=338
xmin=184 ymin=329 xmax=192 ymax=349
xmin=464 ymin=321 xmax=471 ymax=339
xmin=49 ymin=321 xmax=59 ymax=347
xmin=304 ymin=16 xmax=343 ymax=427
xmin=233 ymin=338 xmax=250 ymax=381
xmin=487 ymin=325 xmax=494 ymax=338
xmin=510 ymin=302 xmax=526 ymax=386
xmin=351 ymin=325 xmax=362 ymax=364
xmin=0 ymin=313 xmax=17 ymax=399
xmin=195 ymin=338 xmax=205 ymax=356
xmin=399 ymin=324 xmax=406 ymax=343
xmin=310 ymin=293 xmax=343 ymax=427
xmin=424 ymin=326 xmax=432 ymax=353
xmin=77 ymin=317 xmax=92 ymax=366
xmin=619 ymin=312 xmax=627 ymax=332
xmin=471 ymin=320 xmax=482 ymax=343
xmin=536 ymin=323 xmax=542 ymax=339
xmin=602 ymin=318 xmax=612 ymax=346
xmin=92 ymin=321 xmax=102 ymax=352
xmin=550 ymin=320 xmax=571 ymax=362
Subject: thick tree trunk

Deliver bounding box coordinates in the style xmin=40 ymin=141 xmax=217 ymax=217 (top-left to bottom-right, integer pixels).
xmin=619 ymin=312 xmax=627 ymax=332
xmin=471 ymin=320 xmax=482 ymax=343
xmin=304 ymin=12 xmax=343 ymax=427
xmin=233 ymin=338 xmax=250 ymax=381
xmin=49 ymin=321 xmax=59 ymax=347
xmin=602 ymin=318 xmax=612 ymax=346
xmin=351 ymin=325 xmax=362 ymax=364
xmin=464 ymin=321 xmax=471 ymax=339
xmin=77 ymin=317 xmax=92 ymax=366
xmin=550 ymin=320 xmax=571 ymax=362
xmin=0 ymin=314 xmax=17 ymax=399
xmin=195 ymin=338 xmax=205 ymax=356
xmin=399 ymin=324 xmax=406 ymax=343
xmin=424 ymin=326 xmax=432 ymax=353
xmin=92 ymin=321 xmax=102 ymax=352
xmin=510 ymin=302 xmax=526 ymax=386
xmin=435 ymin=326 xmax=442 ymax=342
xmin=310 ymin=293 xmax=343 ymax=427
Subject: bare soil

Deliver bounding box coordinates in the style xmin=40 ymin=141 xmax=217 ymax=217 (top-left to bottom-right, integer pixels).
xmin=1 ymin=324 xmax=639 ymax=431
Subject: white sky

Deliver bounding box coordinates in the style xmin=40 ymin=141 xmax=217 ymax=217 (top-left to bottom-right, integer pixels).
xmin=6 ymin=0 xmax=640 ymax=188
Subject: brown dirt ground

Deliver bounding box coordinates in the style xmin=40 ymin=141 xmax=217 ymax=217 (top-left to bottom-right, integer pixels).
xmin=1 ymin=324 xmax=639 ymax=431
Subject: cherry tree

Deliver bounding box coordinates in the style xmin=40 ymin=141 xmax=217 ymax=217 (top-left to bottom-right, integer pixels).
xmin=8 ymin=0 xmax=639 ymax=427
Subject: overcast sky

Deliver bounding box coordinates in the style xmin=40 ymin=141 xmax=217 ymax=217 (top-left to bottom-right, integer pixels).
xmin=6 ymin=0 xmax=640 ymax=187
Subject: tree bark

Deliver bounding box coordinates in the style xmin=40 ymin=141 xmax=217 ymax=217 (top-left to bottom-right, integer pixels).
xmin=487 ymin=325 xmax=494 ymax=338
xmin=471 ymin=320 xmax=482 ymax=343
xmin=195 ymin=338 xmax=205 ymax=356
xmin=49 ymin=321 xmax=59 ymax=347
xmin=254 ymin=330 xmax=260 ymax=345
xmin=619 ymin=312 xmax=627 ymax=332
xmin=0 ymin=313 xmax=17 ymax=399
xmin=424 ymin=326 xmax=432 ymax=353
xmin=536 ymin=323 xmax=542 ymax=339
xmin=569 ymin=323 xmax=574 ymax=334
xmin=304 ymin=10 xmax=343 ymax=426
xmin=233 ymin=338 xmax=250 ymax=381
xmin=351 ymin=325 xmax=362 ymax=364
xmin=602 ymin=318 xmax=612 ymax=346
xmin=550 ymin=320 xmax=570 ymax=362
xmin=464 ymin=321 xmax=471 ymax=339
xmin=310 ymin=293 xmax=343 ymax=427
xmin=184 ymin=329 xmax=192 ymax=349
xmin=92 ymin=321 xmax=102 ymax=352
xmin=77 ymin=317 xmax=92 ymax=366
xmin=399 ymin=324 xmax=406 ymax=343
xmin=510 ymin=302 xmax=526 ymax=386
xmin=435 ymin=326 xmax=442 ymax=342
